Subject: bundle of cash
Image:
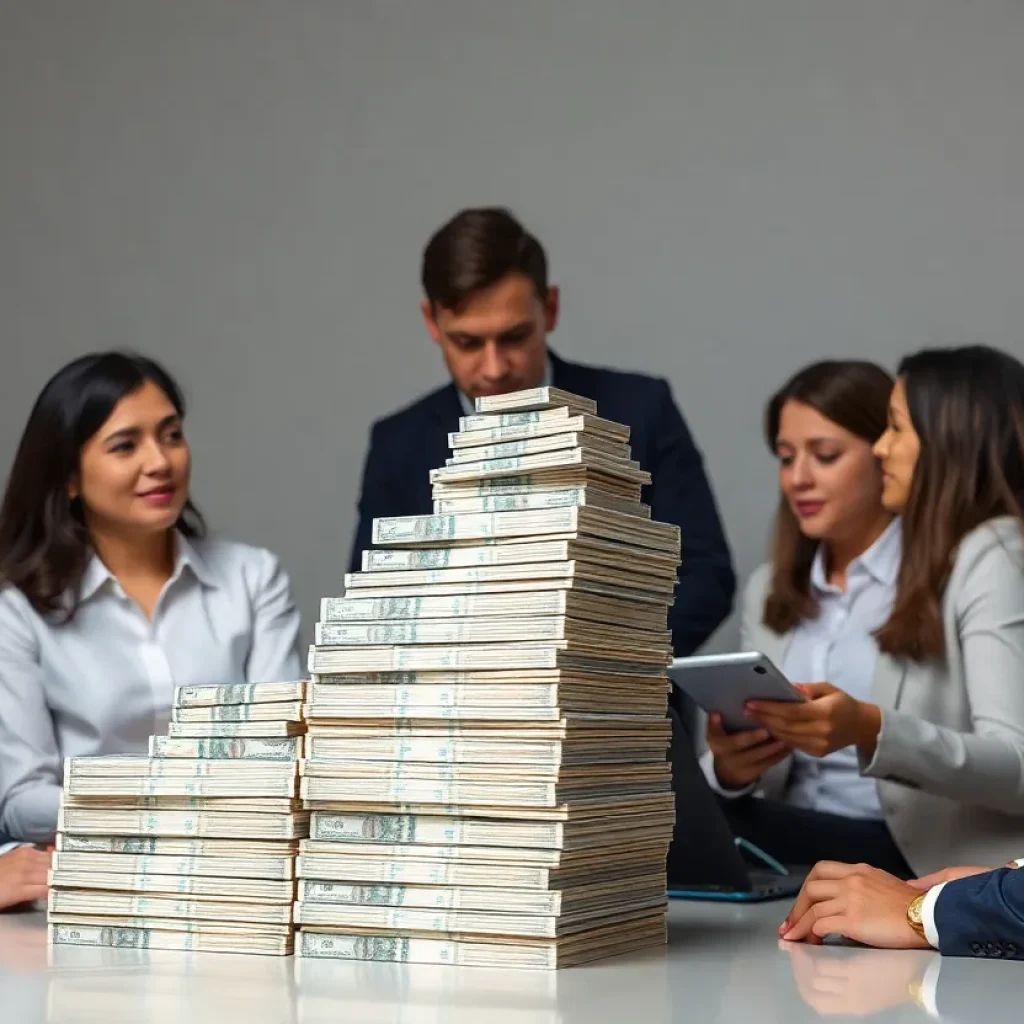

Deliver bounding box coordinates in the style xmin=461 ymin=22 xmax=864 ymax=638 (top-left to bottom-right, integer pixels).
xmin=298 ymin=387 xmax=680 ymax=968
xmin=47 ymin=680 xmax=310 ymax=956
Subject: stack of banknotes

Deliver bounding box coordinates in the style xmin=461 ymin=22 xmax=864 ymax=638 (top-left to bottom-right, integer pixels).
xmin=46 ymin=680 xmax=310 ymax=955
xmin=296 ymin=387 xmax=681 ymax=969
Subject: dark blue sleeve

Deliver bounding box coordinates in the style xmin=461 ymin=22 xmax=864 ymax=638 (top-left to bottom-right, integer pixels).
xmin=934 ymin=867 xmax=1024 ymax=960
xmin=348 ymin=421 xmax=403 ymax=574
xmin=648 ymin=380 xmax=736 ymax=655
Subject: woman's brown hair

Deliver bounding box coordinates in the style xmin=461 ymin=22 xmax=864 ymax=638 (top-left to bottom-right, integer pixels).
xmin=876 ymin=345 xmax=1024 ymax=662
xmin=762 ymin=360 xmax=894 ymax=634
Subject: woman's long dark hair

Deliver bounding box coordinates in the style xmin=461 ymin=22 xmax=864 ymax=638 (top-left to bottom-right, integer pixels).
xmin=762 ymin=360 xmax=894 ymax=634
xmin=0 ymin=352 xmax=205 ymax=619
xmin=876 ymin=345 xmax=1024 ymax=661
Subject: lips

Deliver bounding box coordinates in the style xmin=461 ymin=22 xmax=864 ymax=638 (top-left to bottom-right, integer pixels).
xmin=138 ymin=486 xmax=176 ymax=506
xmin=794 ymin=500 xmax=825 ymax=518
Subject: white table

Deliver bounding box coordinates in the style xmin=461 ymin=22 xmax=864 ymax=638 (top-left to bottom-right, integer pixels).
xmin=0 ymin=901 xmax=1017 ymax=1022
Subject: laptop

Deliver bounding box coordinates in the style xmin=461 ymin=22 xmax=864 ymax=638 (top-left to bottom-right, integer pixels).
xmin=665 ymin=704 xmax=809 ymax=902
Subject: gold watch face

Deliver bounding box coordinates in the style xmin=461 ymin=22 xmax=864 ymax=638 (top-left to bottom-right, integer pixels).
xmin=907 ymin=893 xmax=925 ymax=926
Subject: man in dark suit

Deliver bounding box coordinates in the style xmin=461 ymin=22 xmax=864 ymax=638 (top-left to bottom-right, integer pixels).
xmin=348 ymin=207 xmax=735 ymax=657
xmin=779 ymin=858 xmax=1024 ymax=959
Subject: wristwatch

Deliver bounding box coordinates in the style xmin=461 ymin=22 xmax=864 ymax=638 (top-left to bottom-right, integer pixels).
xmin=906 ymin=893 xmax=927 ymax=939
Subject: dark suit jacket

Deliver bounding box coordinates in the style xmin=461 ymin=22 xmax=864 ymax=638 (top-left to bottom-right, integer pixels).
xmin=934 ymin=867 xmax=1024 ymax=959
xmin=348 ymin=351 xmax=735 ymax=655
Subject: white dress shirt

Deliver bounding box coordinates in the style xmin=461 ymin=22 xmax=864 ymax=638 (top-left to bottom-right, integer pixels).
xmin=704 ymin=519 xmax=901 ymax=819
xmin=0 ymin=532 xmax=302 ymax=844
xmin=782 ymin=519 xmax=901 ymax=819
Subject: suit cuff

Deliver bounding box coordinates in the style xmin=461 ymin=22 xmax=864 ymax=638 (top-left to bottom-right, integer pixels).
xmin=698 ymin=750 xmax=756 ymax=799
xmin=921 ymin=883 xmax=946 ymax=949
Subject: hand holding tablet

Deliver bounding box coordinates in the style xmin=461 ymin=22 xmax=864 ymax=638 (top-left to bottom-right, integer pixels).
xmin=668 ymin=651 xmax=806 ymax=733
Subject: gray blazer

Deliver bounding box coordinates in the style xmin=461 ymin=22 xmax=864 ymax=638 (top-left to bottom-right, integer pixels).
xmin=735 ymin=516 xmax=1024 ymax=875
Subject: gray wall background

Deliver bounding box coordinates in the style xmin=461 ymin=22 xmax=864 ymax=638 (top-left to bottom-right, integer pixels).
xmin=2 ymin=0 xmax=1024 ymax=648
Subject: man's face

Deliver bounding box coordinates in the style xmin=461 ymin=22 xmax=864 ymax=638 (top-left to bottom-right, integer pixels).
xmin=421 ymin=273 xmax=559 ymax=401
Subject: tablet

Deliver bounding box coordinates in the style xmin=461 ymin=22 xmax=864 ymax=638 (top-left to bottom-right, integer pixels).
xmin=668 ymin=651 xmax=806 ymax=733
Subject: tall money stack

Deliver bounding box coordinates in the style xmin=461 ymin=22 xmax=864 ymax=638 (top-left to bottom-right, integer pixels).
xmin=295 ymin=386 xmax=681 ymax=969
xmin=46 ymin=680 xmax=310 ymax=955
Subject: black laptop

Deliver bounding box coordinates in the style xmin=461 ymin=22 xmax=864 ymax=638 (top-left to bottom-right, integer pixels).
xmin=665 ymin=705 xmax=809 ymax=902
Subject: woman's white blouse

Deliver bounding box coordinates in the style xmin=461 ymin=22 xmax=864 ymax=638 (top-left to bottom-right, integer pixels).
xmin=0 ymin=533 xmax=302 ymax=843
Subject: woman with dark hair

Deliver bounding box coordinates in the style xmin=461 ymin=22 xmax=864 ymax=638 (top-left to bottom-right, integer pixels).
xmin=746 ymin=345 xmax=1024 ymax=877
xmin=0 ymin=352 xmax=302 ymax=847
xmin=699 ymin=359 xmax=912 ymax=872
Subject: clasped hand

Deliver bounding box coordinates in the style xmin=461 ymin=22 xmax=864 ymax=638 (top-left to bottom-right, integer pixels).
xmin=709 ymin=683 xmax=882 ymax=790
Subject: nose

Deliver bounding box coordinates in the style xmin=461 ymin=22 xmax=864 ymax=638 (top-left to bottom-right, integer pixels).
xmin=790 ymin=453 xmax=814 ymax=488
xmin=479 ymin=341 xmax=510 ymax=382
xmin=873 ymin=431 xmax=889 ymax=459
xmin=141 ymin=437 xmax=172 ymax=475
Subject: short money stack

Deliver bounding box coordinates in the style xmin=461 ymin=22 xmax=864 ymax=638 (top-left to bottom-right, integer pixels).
xmin=295 ymin=386 xmax=681 ymax=969
xmin=46 ymin=680 xmax=310 ymax=956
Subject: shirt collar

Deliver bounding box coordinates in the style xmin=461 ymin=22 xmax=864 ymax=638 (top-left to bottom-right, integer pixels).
xmin=457 ymin=354 xmax=554 ymax=418
xmin=810 ymin=517 xmax=902 ymax=592
xmin=77 ymin=531 xmax=218 ymax=605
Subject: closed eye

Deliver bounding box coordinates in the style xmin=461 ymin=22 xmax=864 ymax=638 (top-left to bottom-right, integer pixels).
xmin=499 ymin=329 xmax=531 ymax=345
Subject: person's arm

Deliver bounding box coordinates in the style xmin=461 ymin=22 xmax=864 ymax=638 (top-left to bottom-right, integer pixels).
xmin=862 ymin=534 xmax=1024 ymax=812
xmin=927 ymin=863 xmax=1024 ymax=958
xmin=244 ymin=549 xmax=303 ymax=682
xmin=348 ymin=420 xmax=404 ymax=574
xmin=0 ymin=598 xmax=62 ymax=843
xmin=647 ymin=380 xmax=735 ymax=655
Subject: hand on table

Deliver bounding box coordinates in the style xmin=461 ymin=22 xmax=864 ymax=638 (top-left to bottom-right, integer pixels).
xmin=746 ymin=683 xmax=882 ymax=760
xmin=0 ymin=846 xmax=50 ymax=911
xmin=706 ymin=713 xmax=790 ymax=789
xmin=779 ymin=861 xmax=930 ymax=949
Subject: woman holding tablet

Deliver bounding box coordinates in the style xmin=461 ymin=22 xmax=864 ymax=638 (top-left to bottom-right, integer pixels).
xmin=709 ymin=347 xmax=1024 ymax=877
xmin=0 ymin=352 xmax=302 ymax=844
xmin=701 ymin=358 xmax=907 ymax=872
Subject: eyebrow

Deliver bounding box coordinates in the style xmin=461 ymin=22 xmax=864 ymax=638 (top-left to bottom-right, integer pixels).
xmin=449 ymin=321 xmax=534 ymax=341
xmin=775 ymin=436 xmax=844 ymax=447
xmin=102 ymin=413 xmax=180 ymax=445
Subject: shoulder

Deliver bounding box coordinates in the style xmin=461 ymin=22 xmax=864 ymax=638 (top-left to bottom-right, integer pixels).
xmin=744 ymin=562 xmax=774 ymax=604
xmin=188 ymin=536 xmax=290 ymax=591
xmin=557 ymin=356 xmax=669 ymax=402
xmin=369 ymin=383 xmax=454 ymax=440
xmin=946 ymin=516 xmax=1024 ymax=608
xmin=950 ymin=517 xmax=1024 ymax=579
xmin=955 ymin=515 xmax=1024 ymax=559
xmin=0 ymin=584 xmax=42 ymax=653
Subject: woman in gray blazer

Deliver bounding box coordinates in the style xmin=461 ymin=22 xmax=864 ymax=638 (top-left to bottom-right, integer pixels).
xmin=737 ymin=346 xmax=1024 ymax=877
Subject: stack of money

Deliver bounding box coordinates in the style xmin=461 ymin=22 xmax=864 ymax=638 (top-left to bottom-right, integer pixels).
xmin=46 ymin=680 xmax=310 ymax=956
xmin=295 ymin=386 xmax=681 ymax=969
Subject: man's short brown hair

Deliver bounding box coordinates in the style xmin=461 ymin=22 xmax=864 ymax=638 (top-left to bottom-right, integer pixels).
xmin=421 ymin=207 xmax=548 ymax=312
